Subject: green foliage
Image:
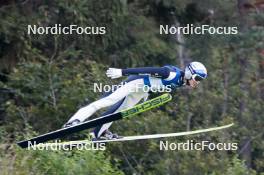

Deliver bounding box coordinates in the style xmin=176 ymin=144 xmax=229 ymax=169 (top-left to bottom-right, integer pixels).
xmin=225 ymin=156 xmax=257 ymax=175
xmin=0 ymin=0 xmax=264 ymax=174
xmin=0 ymin=145 xmax=123 ymax=175
xmin=4 ymin=60 xmax=104 ymax=134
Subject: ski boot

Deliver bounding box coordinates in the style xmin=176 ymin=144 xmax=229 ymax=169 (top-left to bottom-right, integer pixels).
xmin=90 ymin=129 xmax=122 ymax=141
xmin=62 ymin=119 xmax=81 ymax=128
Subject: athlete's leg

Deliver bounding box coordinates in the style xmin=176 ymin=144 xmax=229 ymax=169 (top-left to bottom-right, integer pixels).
xmin=66 ymin=79 xmax=144 ymax=123
xmin=93 ymin=91 xmax=149 ymax=138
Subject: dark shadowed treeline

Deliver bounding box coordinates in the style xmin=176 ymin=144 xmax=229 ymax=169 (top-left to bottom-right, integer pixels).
xmin=0 ymin=0 xmax=263 ymax=174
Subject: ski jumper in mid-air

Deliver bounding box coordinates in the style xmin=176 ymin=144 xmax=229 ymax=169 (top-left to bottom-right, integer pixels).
xmin=63 ymin=61 xmax=207 ymax=140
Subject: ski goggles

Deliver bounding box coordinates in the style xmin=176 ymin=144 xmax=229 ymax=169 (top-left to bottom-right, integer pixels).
xmin=192 ymin=74 xmax=205 ymax=82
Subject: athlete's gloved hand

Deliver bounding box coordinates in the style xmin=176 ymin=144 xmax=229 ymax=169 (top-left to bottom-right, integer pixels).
xmin=106 ymin=68 xmax=122 ymax=79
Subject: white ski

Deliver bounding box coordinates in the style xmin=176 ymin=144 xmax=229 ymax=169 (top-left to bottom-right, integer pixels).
xmin=32 ymin=123 xmax=233 ymax=148
xmin=93 ymin=123 xmax=234 ymax=143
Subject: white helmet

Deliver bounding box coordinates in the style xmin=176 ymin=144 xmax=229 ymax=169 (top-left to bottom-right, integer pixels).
xmin=184 ymin=62 xmax=207 ymax=81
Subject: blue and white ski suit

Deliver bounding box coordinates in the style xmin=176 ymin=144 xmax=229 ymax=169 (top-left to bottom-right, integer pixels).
xmin=67 ymin=65 xmax=185 ymax=138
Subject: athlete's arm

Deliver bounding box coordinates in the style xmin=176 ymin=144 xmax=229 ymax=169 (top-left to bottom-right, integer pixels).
xmin=106 ymin=67 xmax=171 ymax=79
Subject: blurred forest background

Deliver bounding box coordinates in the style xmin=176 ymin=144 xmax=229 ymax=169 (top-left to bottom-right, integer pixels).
xmin=0 ymin=0 xmax=264 ymax=174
